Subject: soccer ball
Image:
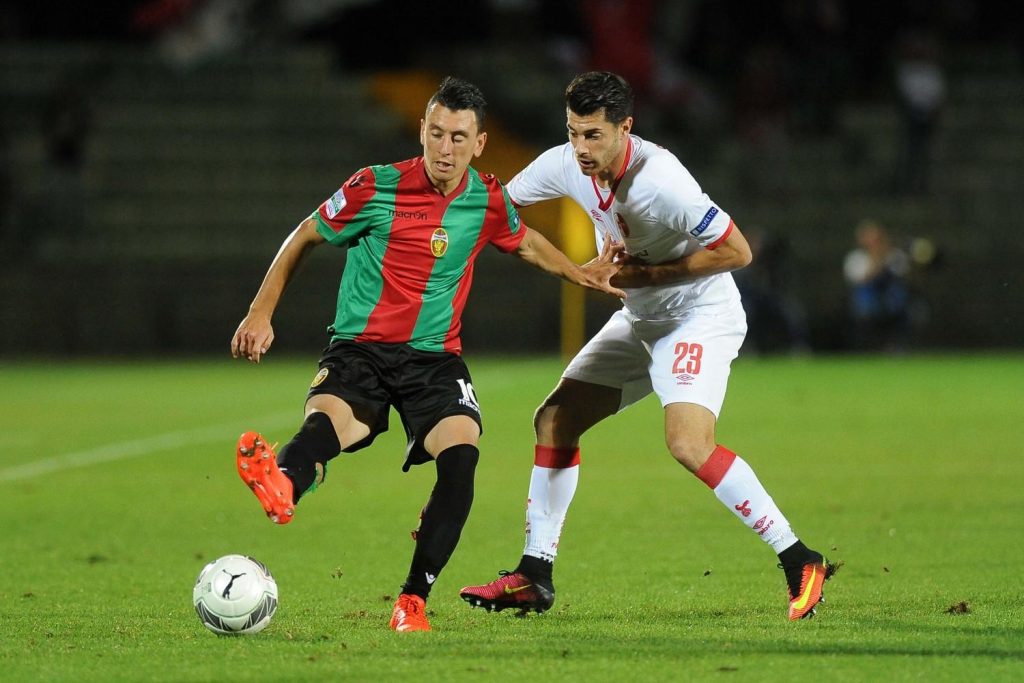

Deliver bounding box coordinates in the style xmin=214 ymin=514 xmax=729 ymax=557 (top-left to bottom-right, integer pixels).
xmin=193 ymin=554 xmax=278 ymax=635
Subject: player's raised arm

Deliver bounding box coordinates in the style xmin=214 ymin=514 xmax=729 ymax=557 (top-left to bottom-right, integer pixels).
xmin=611 ymin=221 xmax=753 ymax=289
xmin=231 ymin=217 xmax=326 ymax=363
xmin=513 ymin=225 xmax=626 ymax=299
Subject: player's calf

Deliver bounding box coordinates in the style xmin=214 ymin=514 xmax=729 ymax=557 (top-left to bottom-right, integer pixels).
xmin=276 ymin=412 xmax=339 ymax=499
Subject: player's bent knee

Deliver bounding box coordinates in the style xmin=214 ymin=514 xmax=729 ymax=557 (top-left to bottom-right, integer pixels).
xmin=533 ymin=402 xmax=584 ymax=445
xmin=667 ymin=438 xmax=716 ymax=473
xmin=305 ymin=395 xmax=371 ymax=449
xmin=425 ymin=415 xmax=480 ymax=456
xmin=437 ymin=443 xmax=480 ymax=478
xmin=533 ymin=401 xmax=557 ymax=438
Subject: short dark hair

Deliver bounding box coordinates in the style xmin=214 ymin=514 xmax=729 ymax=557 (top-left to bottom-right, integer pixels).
xmin=565 ymin=71 xmax=634 ymax=124
xmin=427 ymin=76 xmax=487 ymax=130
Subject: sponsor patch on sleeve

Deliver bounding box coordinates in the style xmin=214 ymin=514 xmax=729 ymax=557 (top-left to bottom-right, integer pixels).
xmin=689 ymin=206 xmax=719 ymax=237
xmin=325 ymin=188 xmax=348 ymax=219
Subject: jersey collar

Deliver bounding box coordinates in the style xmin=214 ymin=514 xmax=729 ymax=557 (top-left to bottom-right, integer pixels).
xmin=591 ymin=136 xmax=633 ymax=212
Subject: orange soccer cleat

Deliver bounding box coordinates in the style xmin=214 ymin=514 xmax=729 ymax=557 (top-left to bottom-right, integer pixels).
xmin=782 ymin=552 xmax=840 ymax=620
xmin=389 ymin=593 xmax=431 ymax=632
xmin=236 ymin=431 xmax=295 ymax=524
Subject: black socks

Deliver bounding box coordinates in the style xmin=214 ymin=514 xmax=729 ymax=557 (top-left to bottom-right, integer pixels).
xmin=778 ymin=539 xmax=814 ymax=567
xmin=401 ymin=444 xmax=480 ymax=599
xmin=517 ymin=554 xmax=554 ymax=589
xmin=277 ymin=412 xmax=341 ymax=503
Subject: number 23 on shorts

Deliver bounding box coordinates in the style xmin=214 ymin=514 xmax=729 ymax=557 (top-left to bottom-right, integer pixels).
xmin=672 ymin=342 xmax=703 ymax=375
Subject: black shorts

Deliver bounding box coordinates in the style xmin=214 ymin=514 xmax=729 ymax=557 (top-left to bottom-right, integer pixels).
xmin=306 ymin=340 xmax=483 ymax=470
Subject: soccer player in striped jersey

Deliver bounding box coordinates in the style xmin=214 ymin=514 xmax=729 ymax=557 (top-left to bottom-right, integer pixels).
xmin=460 ymin=72 xmax=838 ymax=621
xmin=230 ymin=77 xmax=624 ymax=633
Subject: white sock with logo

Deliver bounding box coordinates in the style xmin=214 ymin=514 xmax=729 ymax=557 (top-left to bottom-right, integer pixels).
xmin=523 ymin=446 xmax=580 ymax=562
xmin=696 ymin=445 xmax=797 ymax=553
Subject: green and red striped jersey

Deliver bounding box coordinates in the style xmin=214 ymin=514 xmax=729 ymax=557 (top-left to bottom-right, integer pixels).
xmin=313 ymin=156 xmax=525 ymax=354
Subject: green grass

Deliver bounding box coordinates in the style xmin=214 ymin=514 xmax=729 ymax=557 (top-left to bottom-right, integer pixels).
xmin=1 ymin=355 xmax=1022 ymax=682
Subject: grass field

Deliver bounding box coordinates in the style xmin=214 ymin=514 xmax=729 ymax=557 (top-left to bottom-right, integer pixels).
xmin=1 ymin=354 xmax=1022 ymax=682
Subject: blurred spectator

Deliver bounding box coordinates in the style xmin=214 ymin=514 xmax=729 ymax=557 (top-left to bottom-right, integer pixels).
xmin=43 ymin=76 xmax=93 ymax=173
xmin=579 ymin=0 xmax=655 ymax=105
xmin=2 ymin=69 xmax=94 ymax=259
xmin=789 ymin=0 xmax=852 ymax=136
xmin=893 ymin=28 xmax=946 ymax=195
xmin=733 ymin=42 xmax=793 ymax=198
xmin=148 ymin=0 xmax=255 ymax=67
xmin=842 ymin=219 xmax=911 ymax=351
xmin=575 ymin=0 xmax=722 ymax=143
xmin=733 ymin=226 xmax=810 ymax=354
xmin=131 ymin=0 xmax=200 ymax=33
xmin=646 ymin=0 xmax=725 ymax=142
xmin=30 ymin=72 xmax=95 ymax=256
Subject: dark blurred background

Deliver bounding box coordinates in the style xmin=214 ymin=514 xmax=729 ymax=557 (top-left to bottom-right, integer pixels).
xmin=1 ymin=0 xmax=1022 ymax=357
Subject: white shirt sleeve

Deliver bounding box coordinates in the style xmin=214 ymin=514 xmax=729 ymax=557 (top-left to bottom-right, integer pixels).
xmin=506 ymin=144 xmax=572 ymax=207
xmin=843 ymin=249 xmax=872 ymax=283
xmin=647 ymin=156 xmax=732 ymax=248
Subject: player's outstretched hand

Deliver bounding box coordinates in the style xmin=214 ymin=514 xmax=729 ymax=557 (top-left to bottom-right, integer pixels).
xmin=581 ymin=239 xmax=626 ymax=299
xmin=606 ymin=244 xmax=661 ymax=288
xmin=231 ymin=313 xmax=274 ymax=363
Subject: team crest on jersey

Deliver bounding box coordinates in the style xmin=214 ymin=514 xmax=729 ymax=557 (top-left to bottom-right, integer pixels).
xmin=430 ymin=228 xmax=449 ymax=257
xmin=310 ymin=367 xmax=329 ymax=388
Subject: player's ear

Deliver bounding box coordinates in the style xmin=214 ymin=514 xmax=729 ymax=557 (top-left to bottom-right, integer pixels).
xmin=474 ymin=131 xmax=487 ymax=158
xmin=620 ymin=116 xmax=633 ymax=137
xmin=419 ymin=119 xmax=426 ymax=146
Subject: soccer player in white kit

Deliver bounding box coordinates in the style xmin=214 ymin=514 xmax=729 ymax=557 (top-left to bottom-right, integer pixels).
xmin=460 ymin=72 xmax=838 ymax=620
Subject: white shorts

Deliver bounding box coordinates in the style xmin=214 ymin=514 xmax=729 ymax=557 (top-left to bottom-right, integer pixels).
xmin=562 ymin=304 xmax=747 ymax=417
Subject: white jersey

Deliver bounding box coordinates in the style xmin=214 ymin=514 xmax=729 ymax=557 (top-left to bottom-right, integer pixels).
xmin=508 ymin=135 xmax=741 ymax=318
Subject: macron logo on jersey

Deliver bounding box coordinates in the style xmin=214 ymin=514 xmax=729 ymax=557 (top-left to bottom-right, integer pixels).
xmin=325 ymin=188 xmax=347 ymax=219
xmin=690 ymin=206 xmax=719 ymax=237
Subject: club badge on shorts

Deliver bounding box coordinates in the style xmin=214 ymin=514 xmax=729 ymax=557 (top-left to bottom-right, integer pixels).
xmin=310 ymin=368 xmax=329 ymax=388
xmin=430 ymin=228 xmax=449 ymax=257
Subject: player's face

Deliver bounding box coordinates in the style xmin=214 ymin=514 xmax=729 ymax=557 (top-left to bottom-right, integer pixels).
xmin=420 ymin=104 xmax=487 ymax=194
xmin=566 ymin=108 xmax=632 ymax=178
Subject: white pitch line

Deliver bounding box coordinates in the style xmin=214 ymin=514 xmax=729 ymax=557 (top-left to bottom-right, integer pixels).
xmin=0 ymin=412 xmax=297 ymax=483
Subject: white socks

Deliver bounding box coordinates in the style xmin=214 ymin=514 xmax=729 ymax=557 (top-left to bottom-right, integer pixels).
xmin=521 ymin=444 xmax=797 ymax=563
xmin=523 ymin=446 xmax=580 ymax=562
xmin=696 ymin=445 xmax=797 ymax=553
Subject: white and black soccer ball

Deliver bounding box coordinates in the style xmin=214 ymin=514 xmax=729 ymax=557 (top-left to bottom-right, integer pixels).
xmin=193 ymin=554 xmax=278 ymax=635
